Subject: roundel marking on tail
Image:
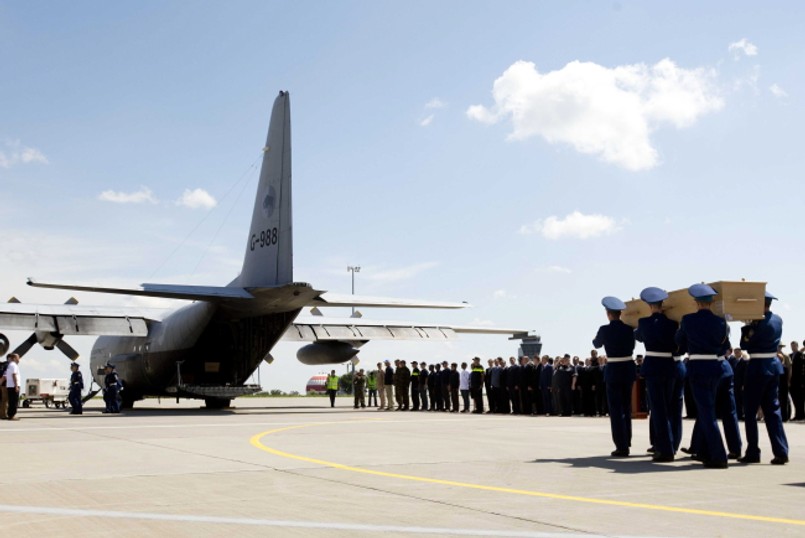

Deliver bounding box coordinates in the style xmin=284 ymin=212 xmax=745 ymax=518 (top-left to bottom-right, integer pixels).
xmin=262 ymin=185 xmax=277 ymax=219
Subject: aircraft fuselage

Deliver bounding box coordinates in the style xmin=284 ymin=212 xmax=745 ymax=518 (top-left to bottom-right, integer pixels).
xmin=90 ymin=299 xmax=301 ymax=404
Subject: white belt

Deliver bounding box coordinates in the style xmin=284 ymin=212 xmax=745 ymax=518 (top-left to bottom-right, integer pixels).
xmin=688 ymin=354 xmax=720 ymax=360
xmin=673 ymin=356 xmax=683 ymax=362
xmin=749 ymin=353 xmax=777 ymax=359
xmin=607 ymin=356 xmax=633 ymax=363
xmin=645 ymin=351 xmax=673 ymax=358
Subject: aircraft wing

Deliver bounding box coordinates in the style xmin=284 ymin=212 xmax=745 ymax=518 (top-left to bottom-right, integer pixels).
xmin=0 ymin=303 xmax=167 ymax=336
xmin=308 ymin=292 xmax=469 ymax=309
xmin=284 ymin=315 xmax=530 ymax=342
xmin=27 ymin=278 xmax=253 ymax=301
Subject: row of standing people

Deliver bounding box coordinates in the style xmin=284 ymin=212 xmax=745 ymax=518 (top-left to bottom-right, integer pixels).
xmin=347 ymin=358 xmax=488 ymax=412
xmin=346 ymin=355 xmax=612 ymax=417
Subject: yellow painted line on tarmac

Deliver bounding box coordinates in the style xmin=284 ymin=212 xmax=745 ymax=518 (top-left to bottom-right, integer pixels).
xmin=250 ymin=421 xmax=805 ymax=528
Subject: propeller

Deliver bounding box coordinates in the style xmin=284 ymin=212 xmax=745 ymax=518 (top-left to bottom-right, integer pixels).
xmin=56 ymin=339 xmax=80 ymax=360
xmin=8 ymin=297 xmax=82 ymax=361
xmin=12 ymin=333 xmax=38 ymax=357
xmin=0 ymin=333 xmax=9 ymax=355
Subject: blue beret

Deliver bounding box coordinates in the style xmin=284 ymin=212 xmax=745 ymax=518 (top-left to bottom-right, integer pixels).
xmin=765 ymin=291 xmax=777 ymax=301
xmin=601 ymin=296 xmax=626 ymax=311
xmin=688 ymin=283 xmax=718 ymax=300
xmin=640 ymin=286 xmax=668 ymax=304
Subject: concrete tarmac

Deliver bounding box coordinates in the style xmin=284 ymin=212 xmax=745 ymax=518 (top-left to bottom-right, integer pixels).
xmin=2 ymin=396 xmax=804 ymax=537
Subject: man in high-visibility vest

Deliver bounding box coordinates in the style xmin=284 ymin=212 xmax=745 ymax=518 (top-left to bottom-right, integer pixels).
xmin=366 ymin=369 xmax=378 ymax=407
xmin=326 ymin=370 xmax=339 ymax=408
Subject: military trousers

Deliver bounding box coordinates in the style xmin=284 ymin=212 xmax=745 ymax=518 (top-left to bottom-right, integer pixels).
xmin=689 ymin=372 xmax=727 ymax=463
xmin=743 ymin=368 xmax=788 ymax=459
xmin=645 ymin=375 xmax=675 ymax=457
xmin=670 ymin=361 xmax=687 ymax=453
xmin=68 ymin=387 xmax=83 ymax=413
xmin=419 ymin=386 xmax=428 ymax=411
xmin=715 ymin=372 xmax=742 ymax=456
xmin=606 ymin=379 xmax=633 ymax=452
xmin=383 ymin=385 xmax=393 ymax=410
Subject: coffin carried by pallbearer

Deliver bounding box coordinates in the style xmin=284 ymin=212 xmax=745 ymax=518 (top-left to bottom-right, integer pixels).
xmin=621 ymin=280 xmax=767 ymax=328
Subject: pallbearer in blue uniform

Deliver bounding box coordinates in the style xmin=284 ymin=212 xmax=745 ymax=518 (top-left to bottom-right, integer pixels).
xmin=675 ymin=284 xmax=730 ymax=469
xmin=635 ymin=287 xmax=678 ymax=462
xmin=68 ymin=362 xmax=84 ymax=415
xmin=593 ymin=296 xmax=636 ymax=457
xmin=739 ymin=291 xmax=789 ymax=465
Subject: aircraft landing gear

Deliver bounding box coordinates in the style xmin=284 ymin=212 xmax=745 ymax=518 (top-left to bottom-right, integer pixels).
xmin=204 ymin=398 xmax=232 ymax=410
xmin=120 ymin=396 xmax=136 ymax=410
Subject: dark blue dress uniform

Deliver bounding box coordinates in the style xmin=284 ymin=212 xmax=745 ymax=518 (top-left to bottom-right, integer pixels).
xmin=593 ymin=296 xmax=636 ymax=457
xmin=104 ymin=363 xmax=121 ymax=413
xmin=740 ymin=292 xmax=789 ymax=464
xmin=671 ymin=350 xmax=687 ymax=453
xmin=634 ymin=287 xmax=678 ymax=461
xmin=68 ymin=363 xmax=84 ymax=415
xmin=675 ymin=284 xmax=730 ymax=468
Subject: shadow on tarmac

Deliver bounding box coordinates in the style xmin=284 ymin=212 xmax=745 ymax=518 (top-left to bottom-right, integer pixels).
xmin=12 ymin=405 xmax=374 ymax=420
xmin=529 ymin=454 xmax=709 ymax=473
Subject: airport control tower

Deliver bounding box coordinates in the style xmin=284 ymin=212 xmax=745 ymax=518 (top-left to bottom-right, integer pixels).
xmin=517 ymin=335 xmax=542 ymax=358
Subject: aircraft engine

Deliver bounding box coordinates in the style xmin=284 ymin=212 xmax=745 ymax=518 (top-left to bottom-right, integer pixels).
xmin=297 ymin=341 xmax=359 ymax=365
xmin=0 ymin=333 xmax=9 ymax=356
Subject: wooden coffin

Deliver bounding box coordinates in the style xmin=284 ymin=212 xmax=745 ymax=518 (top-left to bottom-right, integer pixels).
xmin=621 ymin=281 xmax=766 ymax=327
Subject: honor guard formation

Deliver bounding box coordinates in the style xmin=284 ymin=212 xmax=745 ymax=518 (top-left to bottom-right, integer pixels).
xmin=593 ymin=283 xmax=789 ymax=468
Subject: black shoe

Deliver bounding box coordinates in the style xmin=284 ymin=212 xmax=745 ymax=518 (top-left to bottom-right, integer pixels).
xmin=680 ymin=447 xmax=693 ymax=454
xmin=727 ymin=452 xmax=740 ymax=460
xmin=610 ymin=449 xmax=630 ymax=458
xmin=702 ymin=460 xmax=728 ymax=469
xmin=652 ymin=453 xmax=674 ymax=462
xmin=646 ymin=446 xmax=656 ymax=454
xmin=771 ymin=456 xmax=789 ymax=465
xmin=691 ymin=454 xmax=703 ymax=462
xmin=738 ymin=455 xmax=760 ymax=464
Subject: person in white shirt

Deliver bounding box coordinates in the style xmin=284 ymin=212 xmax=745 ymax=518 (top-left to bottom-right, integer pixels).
xmin=459 ymin=362 xmax=471 ymax=413
xmin=5 ymin=353 xmax=21 ymax=420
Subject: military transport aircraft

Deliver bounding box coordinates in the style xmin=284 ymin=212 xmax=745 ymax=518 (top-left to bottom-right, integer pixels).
xmin=0 ymin=91 xmax=528 ymax=409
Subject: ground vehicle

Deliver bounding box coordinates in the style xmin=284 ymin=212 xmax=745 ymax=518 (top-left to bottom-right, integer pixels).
xmin=22 ymin=378 xmax=70 ymax=408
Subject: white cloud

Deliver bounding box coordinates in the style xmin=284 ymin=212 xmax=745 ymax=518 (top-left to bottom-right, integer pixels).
xmin=545 ymin=265 xmax=572 ymax=274
xmin=728 ymin=38 xmax=758 ymax=58
xmin=418 ymin=98 xmax=446 ymax=127
xmin=770 ymin=84 xmax=788 ymax=98
xmin=98 ymin=186 xmax=157 ymax=204
xmin=176 ymin=188 xmax=217 ymax=209
xmin=493 ymin=289 xmax=509 ymax=299
xmin=467 ymin=59 xmax=723 ymax=171
xmin=0 ymin=140 xmax=48 ymax=168
xmin=519 ymin=211 xmax=620 ymax=240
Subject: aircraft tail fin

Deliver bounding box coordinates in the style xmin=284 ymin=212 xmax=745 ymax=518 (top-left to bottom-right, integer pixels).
xmin=238 ymin=91 xmax=293 ymax=288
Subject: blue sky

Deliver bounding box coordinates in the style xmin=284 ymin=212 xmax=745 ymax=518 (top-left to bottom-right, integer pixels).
xmin=1 ymin=1 xmax=803 ymax=390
